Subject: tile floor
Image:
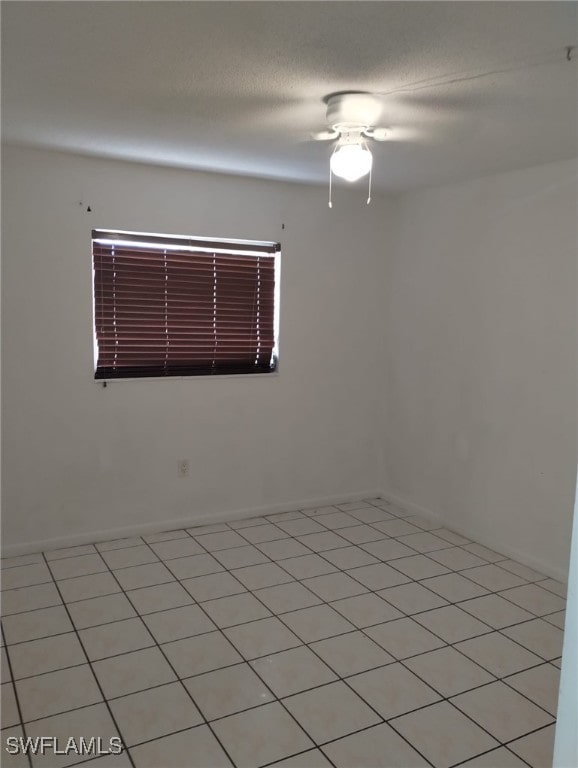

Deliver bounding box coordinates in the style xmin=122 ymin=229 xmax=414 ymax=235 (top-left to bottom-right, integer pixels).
xmin=1 ymin=498 xmax=565 ymax=768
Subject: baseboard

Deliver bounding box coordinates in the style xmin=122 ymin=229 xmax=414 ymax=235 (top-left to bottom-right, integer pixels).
xmin=1 ymin=489 xmax=382 ymax=558
xmin=380 ymin=489 xmax=568 ymax=584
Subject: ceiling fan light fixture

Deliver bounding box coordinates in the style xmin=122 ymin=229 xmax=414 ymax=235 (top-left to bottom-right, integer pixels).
xmin=330 ymin=142 xmax=373 ymax=182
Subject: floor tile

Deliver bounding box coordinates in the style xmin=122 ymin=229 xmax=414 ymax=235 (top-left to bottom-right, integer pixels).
xmin=508 ymin=723 xmax=555 ymax=768
xmin=214 ymin=545 xmax=271 ymax=569
xmin=229 ymin=516 xmax=270 ymax=529
xmin=67 ymin=593 xmax=137 ymax=629
xmin=360 ymin=539 xmax=416 ymax=561
xmin=232 ymin=563 xmax=293 ymax=590
xmin=414 ymin=605 xmax=491 ymax=643
xmin=296 ymin=531 xmax=349 ymax=552
xmin=397 ymin=532 xmax=451 ymax=553
xmin=270 ymin=749 xmax=333 ymax=767
xmin=451 ymin=681 xmax=553 ymax=742
xmin=1 ymin=605 xmax=73 ymax=644
xmin=321 ymin=546 xmax=378 ymax=570
xmin=181 ymin=572 xmax=246 ymax=601
xmin=266 ymin=511 xmax=306 ymax=523
xmin=101 ymin=545 xmax=159 ymax=570
xmin=543 ymin=610 xmax=565 ymax=629
xmin=1 ymin=682 xmax=19 ymax=728
xmin=224 ymin=617 xmax=301 ymax=660
xmin=330 ymin=593 xmax=403 ymax=628
xmin=392 ymin=701 xmax=498 ymax=768
xmin=276 ymin=519 xmax=326 ymax=536
xmin=96 ymin=537 xmax=144 ymax=552
xmin=48 ymin=554 xmax=108 ymax=580
xmin=130 ymin=724 xmax=232 ymax=768
xmin=310 ymin=631 xmax=394 ymax=677
xmin=502 ymin=618 xmax=564 ymax=659
xmin=347 ymin=562 xmax=410 ymax=590
xmin=337 ymin=501 xmax=372 ymax=512
xmin=387 ymin=555 xmax=449 ymax=580
xmin=166 ymin=552 xmax=224 ymax=579
xmin=162 ymin=631 xmax=242 ymax=676
xmin=337 ymin=525 xmax=386 ymax=544
xmin=283 ymin=681 xmax=380 ymax=745
xmin=16 ymin=664 xmax=102 ymax=722
xmin=404 ymin=646 xmax=495 ymax=696
xmin=498 ymin=584 xmax=566 ymax=616
xmin=126 ymin=582 xmax=194 ymax=615
xmin=302 ymin=505 xmax=340 ymax=517
xmin=505 ymin=663 xmax=560 ymax=715
xmin=498 ymin=560 xmax=546 ymax=582
xmin=8 ymin=632 xmax=85 ymax=679
xmin=365 ymin=617 xmax=445 ymax=659
xmin=349 ymin=507 xmax=394 ymax=524
xmin=255 ymin=539 xmax=311 ymax=561
xmin=58 ymin=573 xmax=121 ymax=603
xmin=537 ymin=578 xmax=567 ymax=597
xmin=280 ymin=554 xmax=338 ymax=579
xmin=314 ymin=512 xmax=360 ymax=530
xmin=79 ymin=617 xmax=154 ymax=660
xmin=3 ymin=553 xmax=44 ymax=567
xmin=402 ymin=515 xmax=441 ymax=531
xmin=302 ymin=572 xmax=368 ymax=601
xmin=433 ymin=529 xmax=471 ymax=545
xmin=462 ymin=543 xmax=506 ymax=562
xmin=458 ymin=747 xmax=528 ymax=767
xmin=251 ymin=646 xmax=337 ymax=697
xmin=149 ymin=538 xmax=203 ymax=560
xmin=25 ymin=703 xmax=120 ymax=768
xmin=201 ymin=592 xmax=271 ymax=628
xmin=427 ymin=547 xmax=487 ymax=571
xmin=235 ymin=525 xmax=286 ymax=545
xmin=142 ymin=529 xmax=189 ymax=543
xmin=187 ymin=523 xmax=230 ymax=535
xmin=213 ymin=701 xmax=313 ymax=767
xmin=281 ymin=605 xmax=355 ymax=643
xmin=322 ymin=722 xmax=429 ymax=767
xmin=1 ymin=647 xmax=11 ymax=681
xmin=142 ymin=604 xmax=216 ymax=643
xmin=455 ymin=632 xmax=543 ymax=677
xmin=186 ymin=662 xmax=274 ymax=719
xmin=1 ymin=584 xmax=62 ymax=615
xmin=254 ymin=582 xmax=322 ymax=613
xmin=378 ymin=582 xmax=448 ymax=614
xmin=0 ymin=564 xmax=52 ymax=590
xmin=110 ymin=681 xmax=202 ymax=746
xmin=112 ymin=562 xmax=174 ymax=591
xmin=92 ymin=646 xmax=176 ymax=698
xmin=194 ymin=530 xmax=250 ymax=550
xmin=420 ymin=572 xmax=488 ymax=602
xmin=463 ymin=564 xmax=526 ymax=592
xmin=458 ymin=594 xmax=534 ymax=629
xmin=349 ymin=662 xmax=440 ymax=719
xmin=371 ymin=519 xmax=422 ymax=537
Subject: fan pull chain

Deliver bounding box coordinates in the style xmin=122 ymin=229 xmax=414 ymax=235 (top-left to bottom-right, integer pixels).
xmin=328 ymin=157 xmax=333 ymax=208
xmin=367 ymin=164 xmax=372 ymax=205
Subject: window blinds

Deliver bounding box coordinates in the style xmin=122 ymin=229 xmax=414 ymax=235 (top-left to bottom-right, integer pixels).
xmin=93 ymin=230 xmax=279 ymax=379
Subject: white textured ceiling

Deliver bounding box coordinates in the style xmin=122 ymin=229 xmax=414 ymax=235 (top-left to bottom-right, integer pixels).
xmin=2 ymin=1 xmax=577 ymax=192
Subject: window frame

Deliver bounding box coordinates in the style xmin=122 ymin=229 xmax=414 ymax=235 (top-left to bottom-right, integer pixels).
xmin=91 ymin=228 xmax=281 ymax=382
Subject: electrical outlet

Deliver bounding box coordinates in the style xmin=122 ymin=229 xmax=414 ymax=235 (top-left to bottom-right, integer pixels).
xmin=177 ymin=459 xmax=190 ymax=478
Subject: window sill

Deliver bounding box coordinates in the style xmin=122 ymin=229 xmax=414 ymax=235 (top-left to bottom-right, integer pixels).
xmin=94 ymin=371 xmax=280 ymax=384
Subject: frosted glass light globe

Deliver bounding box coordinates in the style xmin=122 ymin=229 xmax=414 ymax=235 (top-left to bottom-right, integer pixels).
xmin=330 ymin=144 xmax=373 ymax=182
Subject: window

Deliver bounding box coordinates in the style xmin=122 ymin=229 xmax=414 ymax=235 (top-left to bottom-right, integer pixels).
xmin=92 ymin=229 xmax=279 ymax=379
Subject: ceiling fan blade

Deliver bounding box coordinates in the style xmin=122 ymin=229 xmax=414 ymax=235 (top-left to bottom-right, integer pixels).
xmin=311 ymin=129 xmax=339 ymax=141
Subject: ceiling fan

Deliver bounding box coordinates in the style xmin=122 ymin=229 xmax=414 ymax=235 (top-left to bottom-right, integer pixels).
xmin=312 ymin=92 xmax=389 ymax=206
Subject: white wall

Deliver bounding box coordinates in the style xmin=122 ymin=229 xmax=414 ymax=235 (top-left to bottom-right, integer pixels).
xmin=1 ymin=146 xmax=390 ymax=551
xmin=382 ymin=159 xmax=578 ymax=580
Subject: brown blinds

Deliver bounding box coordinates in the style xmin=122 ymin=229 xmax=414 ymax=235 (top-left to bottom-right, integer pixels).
xmin=93 ymin=230 xmax=279 ymax=379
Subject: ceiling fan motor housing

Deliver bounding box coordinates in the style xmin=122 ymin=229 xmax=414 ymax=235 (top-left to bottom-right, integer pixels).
xmin=326 ymin=93 xmax=383 ymax=133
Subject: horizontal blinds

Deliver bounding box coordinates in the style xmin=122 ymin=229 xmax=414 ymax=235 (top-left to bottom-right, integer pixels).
xmin=93 ymin=233 xmax=278 ymax=379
